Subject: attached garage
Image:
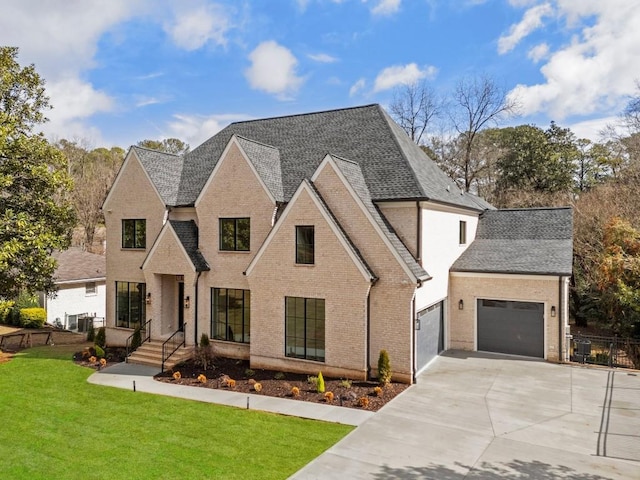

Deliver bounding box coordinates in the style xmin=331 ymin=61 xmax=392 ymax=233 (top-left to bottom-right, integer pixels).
xmin=416 ymin=301 xmax=444 ymax=371
xmin=477 ymin=299 xmax=544 ymax=358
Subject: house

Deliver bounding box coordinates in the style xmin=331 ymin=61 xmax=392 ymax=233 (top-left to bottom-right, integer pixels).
xmin=44 ymin=247 xmax=106 ymax=331
xmin=102 ymin=104 xmax=572 ymax=383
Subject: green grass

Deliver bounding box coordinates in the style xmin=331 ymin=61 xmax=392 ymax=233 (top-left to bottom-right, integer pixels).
xmin=0 ymin=345 xmax=352 ymax=479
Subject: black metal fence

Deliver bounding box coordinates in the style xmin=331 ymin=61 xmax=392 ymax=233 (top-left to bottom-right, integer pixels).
xmin=571 ymin=334 xmax=640 ymax=369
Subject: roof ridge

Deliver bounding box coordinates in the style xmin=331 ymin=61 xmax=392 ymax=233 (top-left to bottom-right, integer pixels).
xmin=234 ymin=134 xmax=280 ymax=151
xmin=228 ymin=104 xmax=380 ymax=127
xmin=491 ymin=206 xmax=573 ymax=212
xmin=132 ymin=145 xmax=181 ymax=157
xmin=328 ymin=153 xmax=359 ymax=166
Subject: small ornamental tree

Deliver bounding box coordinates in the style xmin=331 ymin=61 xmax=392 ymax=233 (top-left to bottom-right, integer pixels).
xmin=86 ymin=322 xmax=95 ymax=342
xmin=316 ymin=371 xmax=325 ymax=393
xmin=195 ymin=333 xmax=214 ymax=370
xmin=378 ymin=349 xmax=391 ymax=385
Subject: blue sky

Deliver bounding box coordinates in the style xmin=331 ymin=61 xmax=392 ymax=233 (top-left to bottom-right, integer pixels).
xmin=1 ymin=0 xmax=638 ymax=149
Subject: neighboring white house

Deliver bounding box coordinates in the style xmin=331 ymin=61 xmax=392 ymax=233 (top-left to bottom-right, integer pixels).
xmin=44 ymin=247 xmax=106 ymax=331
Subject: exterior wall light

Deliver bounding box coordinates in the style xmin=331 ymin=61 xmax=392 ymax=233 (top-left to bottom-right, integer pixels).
xmin=184 ymin=296 xmax=191 ymax=309
xmin=146 ymin=293 xmax=151 ymax=305
xmin=551 ymin=306 xmax=556 ymax=317
xmin=458 ymin=299 xmax=464 ymax=310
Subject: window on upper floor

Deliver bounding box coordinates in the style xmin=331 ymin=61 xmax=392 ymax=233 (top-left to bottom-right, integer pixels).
xmin=285 ymin=296 xmax=325 ymax=362
xmin=219 ymin=218 xmax=250 ymax=251
xmin=295 ymin=225 xmax=314 ymax=264
xmin=116 ymin=281 xmax=146 ymax=329
xmin=122 ymin=219 xmax=146 ymax=249
xmin=459 ymin=220 xmax=467 ymax=245
xmin=85 ymin=282 xmax=97 ymax=296
xmin=211 ymin=288 xmax=250 ymax=343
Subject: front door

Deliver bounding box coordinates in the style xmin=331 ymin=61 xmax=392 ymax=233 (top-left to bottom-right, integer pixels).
xmin=178 ymin=282 xmax=184 ymax=330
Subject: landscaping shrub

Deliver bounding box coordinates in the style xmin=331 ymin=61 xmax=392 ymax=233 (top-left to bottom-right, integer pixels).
xmin=274 ymin=372 xmax=285 ymax=380
xmin=0 ymin=300 xmax=14 ymax=324
xmin=377 ymin=349 xmax=391 ymax=385
xmin=357 ymin=396 xmax=369 ymax=408
xmin=130 ymin=326 xmax=142 ymax=351
xmin=195 ymin=333 xmax=214 ymax=370
xmin=324 ymin=391 xmax=334 ymax=403
xmin=197 ymin=374 xmax=207 ymax=384
xmin=253 ymin=382 xmax=263 ymax=392
xmin=316 ymin=371 xmax=325 ymax=393
xmin=374 ymin=386 xmax=383 ymax=397
xmin=291 ymin=386 xmax=300 ymax=397
xmin=94 ymin=344 xmax=105 ymax=358
xmin=86 ymin=322 xmax=95 ymax=341
xmin=244 ymin=368 xmax=255 ymax=378
xmin=95 ymin=327 xmax=106 ymax=348
xmin=173 ymin=371 xmax=182 ymax=380
xmin=339 ymin=379 xmax=352 ymax=389
xmin=19 ymin=308 xmax=46 ymax=328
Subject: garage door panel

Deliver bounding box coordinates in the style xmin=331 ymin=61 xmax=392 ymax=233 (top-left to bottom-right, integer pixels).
xmin=417 ymin=301 xmax=443 ymax=370
xmin=478 ymin=300 xmax=544 ymax=358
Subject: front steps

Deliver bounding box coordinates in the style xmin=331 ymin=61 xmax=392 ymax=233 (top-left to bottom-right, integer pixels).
xmin=127 ymin=340 xmax=193 ymax=371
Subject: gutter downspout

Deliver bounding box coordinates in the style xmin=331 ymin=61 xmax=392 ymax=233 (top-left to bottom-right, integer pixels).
xmin=558 ymin=276 xmax=563 ymax=363
xmin=416 ymin=201 xmax=422 ymax=263
xmin=366 ymin=284 xmax=372 ymax=380
xmin=411 ymin=295 xmax=417 ymax=383
xmin=194 ymin=271 xmax=202 ymax=346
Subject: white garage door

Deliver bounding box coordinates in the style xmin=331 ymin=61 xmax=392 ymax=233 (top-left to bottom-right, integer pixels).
xmin=477 ymin=299 xmax=544 ymax=358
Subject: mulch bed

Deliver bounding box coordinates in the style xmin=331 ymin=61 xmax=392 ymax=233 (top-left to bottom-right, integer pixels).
xmin=73 ymin=346 xmax=127 ymax=369
xmin=156 ymin=357 xmax=409 ymax=411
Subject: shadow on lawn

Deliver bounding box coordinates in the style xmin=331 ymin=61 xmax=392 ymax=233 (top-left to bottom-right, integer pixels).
xmin=372 ymin=460 xmax=615 ymax=480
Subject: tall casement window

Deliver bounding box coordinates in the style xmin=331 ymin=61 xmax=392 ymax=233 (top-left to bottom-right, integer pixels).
xmin=285 ymin=296 xmax=325 ymax=362
xmin=219 ymin=218 xmax=250 ymax=251
xmin=122 ymin=219 xmax=146 ymax=249
xmin=459 ymin=220 xmax=467 ymax=245
xmin=116 ymin=281 xmax=146 ymax=329
xmin=295 ymin=226 xmax=314 ymax=264
xmin=211 ymin=288 xmax=250 ymax=343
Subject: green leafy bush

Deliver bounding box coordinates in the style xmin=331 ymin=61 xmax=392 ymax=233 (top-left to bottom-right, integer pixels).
xmin=94 ymin=344 xmax=105 ymax=358
xmin=244 ymin=368 xmax=256 ymax=378
xmin=274 ymin=372 xmax=285 ymax=380
xmin=316 ymin=371 xmax=325 ymax=393
xmin=0 ymin=300 xmax=14 ymax=324
xmin=95 ymin=327 xmax=106 ymax=348
xmin=339 ymin=379 xmax=352 ymax=389
xmin=200 ymin=333 xmax=210 ymax=347
xmin=377 ymin=349 xmax=391 ymax=385
xmin=19 ymin=308 xmax=46 ymax=328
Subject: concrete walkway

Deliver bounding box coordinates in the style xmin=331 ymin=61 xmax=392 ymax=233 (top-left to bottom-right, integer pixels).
xmin=291 ymin=351 xmax=640 ymax=479
xmin=87 ymin=362 xmax=373 ymax=426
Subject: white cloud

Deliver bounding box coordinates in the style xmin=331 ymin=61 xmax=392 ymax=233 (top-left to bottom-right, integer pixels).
xmin=349 ymin=78 xmax=366 ymax=97
xmin=373 ymin=63 xmax=437 ymax=92
xmin=308 ymin=53 xmax=338 ymax=63
xmin=527 ymin=42 xmax=549 ymax=63
xmin=568 ymin=116 xmax=619 ymax=141
xmin=167 ymin=113 xmax=251 ymax=147
xmin=164 ymin=2 xmax=231 ymax=51
xmin=509 ymin=1 xmax=640 ymax=120
xmin=371 ymin=0 xmax=401 ymax=16
xmin=498 ymin=3 xmax=553 ymax=54
xmin=245 ymin=41 xmax=304 ymax=99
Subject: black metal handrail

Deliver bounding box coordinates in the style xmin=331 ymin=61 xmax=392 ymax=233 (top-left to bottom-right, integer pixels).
xmin=125 ymin=319 xmax=152 ymax=362
xmin=162 ymin=323 xmax=186 ymax=372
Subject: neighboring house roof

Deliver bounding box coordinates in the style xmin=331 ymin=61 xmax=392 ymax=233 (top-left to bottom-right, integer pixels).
xmin=142 ymin=104 xmax=489 ymax=210
xmin=168 ymin=220 xmax=210 ymax=272
xmin=329 ymin=155 xmax=430 ymax=282
xmin=451 ymin=207 xmax=573 ymax=276
xmin=53 ymin=248 xmax=106 ymax=284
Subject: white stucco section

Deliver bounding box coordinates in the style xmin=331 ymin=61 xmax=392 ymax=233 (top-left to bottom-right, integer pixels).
xmin=45 ymin=280 xmax=106 ymax=326
xmin=415 ymin=203 xmax=479 ymax=310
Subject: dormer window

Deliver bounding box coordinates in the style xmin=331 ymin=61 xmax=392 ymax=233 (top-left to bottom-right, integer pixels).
xmin=459 ymin=220 xmax=467 ymax=245
xmin=219 ymin=218 xmax=250 ymax=251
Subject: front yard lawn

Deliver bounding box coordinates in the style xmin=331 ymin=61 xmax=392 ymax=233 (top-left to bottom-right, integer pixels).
xmin=0 ymin=345 xmax=352 ymax=479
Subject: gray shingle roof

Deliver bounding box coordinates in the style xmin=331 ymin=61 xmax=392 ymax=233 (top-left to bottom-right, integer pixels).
xmin=235 ymin=136 xmax=284 ymax=202
xmin=330 ymin=155 xmax=430 ymax=282
xmin=451 ymin=207 xmax=573 ymax=276
xmin=133 ymin=146 xmax=184 ymax=206
xmin=162 ymin=104 xmax=491 ymax=209
xmin=53 ymin=248 xmax=106 ymax=283
xmin=169 ymin=220 xmax=210 ymax=272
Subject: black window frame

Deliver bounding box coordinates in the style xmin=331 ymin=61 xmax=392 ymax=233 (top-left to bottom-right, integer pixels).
xmin=285 ymin=296 xmax=325 ymax=362
xmin=219 ymin=218 xmax=250 ymax=251
xmin=211 ymin=288 xmax=250 ymax=343
xmin=122 ymin=219 xmax=146 ymax=249
xmin=85 ymin=282 xmax=97 ymax=296
xmin=295 ymin=225 xmax=315 ymax=264
xmin=115 ymin=281 xmax=146 ymax=329
xmin=459 ymin=220 xmax=467 ymax=245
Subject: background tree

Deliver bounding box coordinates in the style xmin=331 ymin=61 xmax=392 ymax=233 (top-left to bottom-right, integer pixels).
xmin=137 ymin=138 xmax=190 ymax=155
xmin=0 ymin=47 xmax=75 ymax=297
xmin=389 ymin=81 xmax=442 ymax=145
xmin=449 ymin=74 xmax=519 ymax=192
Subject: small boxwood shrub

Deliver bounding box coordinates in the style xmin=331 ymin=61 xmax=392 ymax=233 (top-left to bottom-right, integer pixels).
xmin=0 ymin=300 xmax=15 ymax=324
xmin=316 ymin=371 xmax=325 ymax=393
xmin=377 ymin=349 xmax=391 ymax=385
xmin=94 ymin=344 xmax=105 ymax=358
xmin=19 ymin=308 xmax=46 ymax=328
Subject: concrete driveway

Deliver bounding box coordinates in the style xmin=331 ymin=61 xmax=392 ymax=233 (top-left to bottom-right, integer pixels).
xmin=291 ymin=351 xmax=640 ymax=479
